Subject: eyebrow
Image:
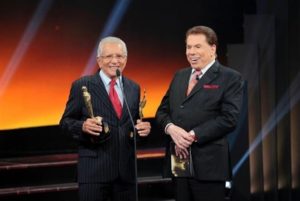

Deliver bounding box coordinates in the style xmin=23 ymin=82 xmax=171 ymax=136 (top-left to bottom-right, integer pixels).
xmin=186 ymin=44 xmax=202 ymax=47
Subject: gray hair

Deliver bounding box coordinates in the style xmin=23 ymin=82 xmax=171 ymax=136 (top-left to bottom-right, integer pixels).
xmin=97 ymin=36 xmax=127 ymax=57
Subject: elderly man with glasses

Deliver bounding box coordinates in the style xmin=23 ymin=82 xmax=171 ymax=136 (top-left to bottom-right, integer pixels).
xmin=60 ymin=36 xmax=151 ymax=201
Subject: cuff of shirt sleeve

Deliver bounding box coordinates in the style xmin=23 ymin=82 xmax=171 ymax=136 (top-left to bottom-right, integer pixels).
xmin=189 ymin=130 xmax=198 ymax=142
xmin=164 ymin=123 xmax=174 ymax=135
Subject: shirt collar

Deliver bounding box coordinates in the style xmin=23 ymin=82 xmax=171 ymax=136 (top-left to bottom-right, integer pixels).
xmin=99 ymin=70 xmax=122 ymax=87
xmin=192 ymin=59 xmax=215 ymax=75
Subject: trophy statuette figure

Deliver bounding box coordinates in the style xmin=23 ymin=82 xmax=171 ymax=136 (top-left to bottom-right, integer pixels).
xmin=82 ymin=86 xmax=109 ymax=134
xmin=129 ymin=89 xmax=147 ymax=138
xmin=139 ymin=89 xmax=147 ymax=120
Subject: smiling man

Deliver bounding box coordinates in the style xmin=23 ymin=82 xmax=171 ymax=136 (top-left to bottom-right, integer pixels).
xmin=60 ymin=36 xmax=151 ymax=201
xmin=156 ymin=26 xmax=243 ymax=201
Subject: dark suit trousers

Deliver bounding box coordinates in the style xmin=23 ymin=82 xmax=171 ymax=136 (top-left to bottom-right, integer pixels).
xmin=79 ymin=177 xmax=136 ymax=201
xmin=174 ymin=178 xmax=225 ymax=201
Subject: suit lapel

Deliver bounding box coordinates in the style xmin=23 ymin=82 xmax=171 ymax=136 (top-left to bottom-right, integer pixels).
xmin=90 ymin=73 xmax=134 ymax=121
xmin=119 ymin=77 xmax=131 ymax=122
xmin=183 ymin=61 xmax=220 ymax=103
xmin=178 ymin=68 xmax=193 ymax=103
xmin=90 ymin=73 xmax=115 ymax=113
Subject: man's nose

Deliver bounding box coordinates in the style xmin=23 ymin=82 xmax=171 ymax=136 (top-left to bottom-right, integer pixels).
xmin=187 ymin=47 xmax=196 ymax=55
xmin=110 ymin=56 xmax=119 ymax=63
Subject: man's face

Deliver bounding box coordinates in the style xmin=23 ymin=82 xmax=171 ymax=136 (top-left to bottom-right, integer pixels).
xmin=186 ymin=34 xmax=216 ymax=70
xmin=97 ymin=43 xmax=127 ymax=79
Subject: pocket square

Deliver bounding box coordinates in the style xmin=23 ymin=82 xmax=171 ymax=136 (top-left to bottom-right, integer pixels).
xmin=203 ymin=84 xmax=220 ymax=89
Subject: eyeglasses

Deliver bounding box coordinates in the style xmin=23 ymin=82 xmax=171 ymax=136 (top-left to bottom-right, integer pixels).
xmin=100 ymin=54 xmax=127 ymax=61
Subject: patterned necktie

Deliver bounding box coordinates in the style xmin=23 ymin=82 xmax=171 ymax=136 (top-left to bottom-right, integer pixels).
xmin=186 ymin=70 xmax=202 ymax=96
xmin=109 ymin=79 xmax=122 ymax=119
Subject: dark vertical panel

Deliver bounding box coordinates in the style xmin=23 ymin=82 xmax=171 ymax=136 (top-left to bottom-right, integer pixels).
xmin=274 ymin=0 xmax=291 ymax=200
xmin=228 ymin=46 xmax=251 ymax=201
xmin=290 ymin=102 xmax=300 ymax=200
xmin=289 ymin=0 xmax=300 ymax=200
xmin=243 ymin=16 xmax=265 ymax=201
xmin=257 ymin=16 xmax=278 ymax=201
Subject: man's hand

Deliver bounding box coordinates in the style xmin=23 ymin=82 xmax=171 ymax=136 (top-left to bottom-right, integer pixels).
xmin=167 ymin=124 xmax=194 ymax=149
xmin=82 ymin=116 xmax=102 ymax=136
xmin=175 ymin=145 xmax=189 ymax=159
xmin=189 ymin=130 xmax=197 ymax=142
xmin=135 ymin=119 xmax=151 ymax=137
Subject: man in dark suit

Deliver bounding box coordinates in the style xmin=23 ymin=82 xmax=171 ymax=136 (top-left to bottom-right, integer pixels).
xmin=156 ymin=26 xmax=243 ymax=201
xmin=60 ymin=36 xmax=151 ymax=201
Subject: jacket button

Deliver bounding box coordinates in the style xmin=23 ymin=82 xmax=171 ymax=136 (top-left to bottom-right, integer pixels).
xmin=180 ymin=105 xmax=184 ymax=109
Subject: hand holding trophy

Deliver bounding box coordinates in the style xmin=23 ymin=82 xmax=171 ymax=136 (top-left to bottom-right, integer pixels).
xmin=139 ymin=89 xmax=147 ymax=121
xmin=82 ymin=86 xmax=110 ymax=136
xmin=129 ymin=89 xmax=147 ymax=138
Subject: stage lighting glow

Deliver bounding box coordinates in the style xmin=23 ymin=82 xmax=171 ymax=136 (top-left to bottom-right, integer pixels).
xmin=82 ymin=0 xmax=132 ymax=76
xmin=0 ymin=0 xmax=54 ymax=96
xmin=233 ymin=71 xmax=300 ymax=176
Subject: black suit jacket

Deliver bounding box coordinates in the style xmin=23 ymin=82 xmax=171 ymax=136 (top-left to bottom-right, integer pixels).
xmin=156 ymin=61 xmax=243 ymax=181
xmin=60 ymin=72 xmax=140 ymax=183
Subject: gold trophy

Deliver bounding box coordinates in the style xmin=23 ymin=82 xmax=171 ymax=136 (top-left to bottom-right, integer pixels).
xmin=139 ymin=89 xmax=147 ymax=120
xmin=82 ymin=86 xmax=109 ymax=134
xmin=170 ymin=142 xmax=194 ymax=177
xmin=130 ymin=89 xmax=147 ymax=138
xmin=171 ymin=153 xmax=188 ymax=177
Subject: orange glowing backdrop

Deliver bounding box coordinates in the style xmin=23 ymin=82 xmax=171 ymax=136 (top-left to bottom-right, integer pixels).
xmin=0 ymin=1 xmax=190 ymax=130
xmin=0 ymin=0 xmax=237 ymax=130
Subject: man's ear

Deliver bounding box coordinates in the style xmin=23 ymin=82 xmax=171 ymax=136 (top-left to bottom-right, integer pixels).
xmin=96 ymin=57 xmax=102 ymax=68
xmin=211 ymin=45 xmax=217 ymax=57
